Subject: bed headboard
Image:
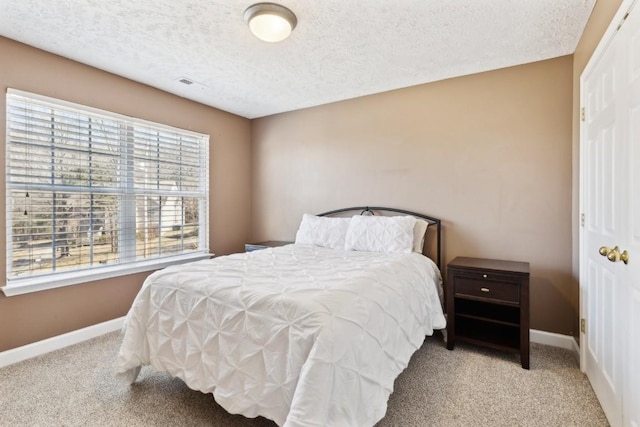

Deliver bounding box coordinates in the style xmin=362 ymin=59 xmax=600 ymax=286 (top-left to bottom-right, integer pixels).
xmin=317 ymin=206 xmax=442 ymax=269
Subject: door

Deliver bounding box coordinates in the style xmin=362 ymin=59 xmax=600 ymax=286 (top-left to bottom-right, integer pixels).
xmin=582 ymin=24 xmax=625 ymax=424
xmin=621 ymin=2 xmax=640 ymax=424
xmin=581 ymin=1 xmax=640 ymax=426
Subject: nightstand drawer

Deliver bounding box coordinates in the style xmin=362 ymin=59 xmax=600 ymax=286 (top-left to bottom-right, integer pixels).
xmin=454 ymin=276 xmax=520 ymax=303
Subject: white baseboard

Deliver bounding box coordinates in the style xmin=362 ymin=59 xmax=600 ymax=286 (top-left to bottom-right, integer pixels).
xmin=531 ymin=329 xmax=580 ymax=360
xmin=0 ymin=316 xmax=125 ymax=369
xmin=0 ymin=321 xmax=580 ymax=369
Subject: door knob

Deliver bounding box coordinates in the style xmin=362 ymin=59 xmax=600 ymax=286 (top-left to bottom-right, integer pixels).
xmin=599 ymin=246 xmax=612 ymax=257
xmin=620 ymin=250 xmax=630 ymax=264
xmin=604 ymin=246 xmax=630 ymax=265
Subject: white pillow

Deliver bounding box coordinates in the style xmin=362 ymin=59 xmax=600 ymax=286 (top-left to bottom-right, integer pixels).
xmin=294 ymin=214 xmax=351 ymax=249
xmin=413 ymin=219 xmax=429 ymax=253
xmin=344 ymin=215 xmax=416 ymax=254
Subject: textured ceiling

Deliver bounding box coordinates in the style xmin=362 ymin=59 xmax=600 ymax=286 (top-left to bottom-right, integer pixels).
xmin=0 ymin=0 xmax=595 ymax=119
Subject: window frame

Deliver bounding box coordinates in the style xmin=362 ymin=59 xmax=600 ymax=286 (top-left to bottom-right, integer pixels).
xmin=2 ymin=89 xmax=211 ymax=297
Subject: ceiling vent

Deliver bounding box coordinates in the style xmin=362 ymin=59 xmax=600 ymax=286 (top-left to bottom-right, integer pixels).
xmin=175 ymin=77 xmax=208 ymax=92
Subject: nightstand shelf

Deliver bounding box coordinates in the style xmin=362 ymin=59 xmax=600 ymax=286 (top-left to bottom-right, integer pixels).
xmin=446 ymin=256 xmax=530 ymax=369
xmin=455 ymin=299 xmax=520 ymax=326
xmin=455 ymin=317 xmax=520 ymax=352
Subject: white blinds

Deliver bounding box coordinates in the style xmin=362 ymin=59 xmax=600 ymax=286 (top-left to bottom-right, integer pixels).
xmin=5 ymin=89 xmax=209 ymax=281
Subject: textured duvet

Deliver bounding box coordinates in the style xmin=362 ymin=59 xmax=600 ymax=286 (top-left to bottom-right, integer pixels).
xmin=116 ymin=244 xmax=446 ymax=427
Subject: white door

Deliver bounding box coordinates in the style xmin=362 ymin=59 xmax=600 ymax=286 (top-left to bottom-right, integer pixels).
xmin=621 ymin=2 xmax=640 ymax=425
xmin=582 ymin=26 xmax=625 ymax=425
xmin=581 ymin=1 xmax=640 ymax=426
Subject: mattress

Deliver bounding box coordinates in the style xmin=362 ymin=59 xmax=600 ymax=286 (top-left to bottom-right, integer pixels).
xmin=116 ymin=244 xmax=445 ymax=426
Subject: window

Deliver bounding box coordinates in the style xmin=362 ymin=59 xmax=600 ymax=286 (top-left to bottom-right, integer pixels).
xmin=4 ymin=89 xmax=209 ymax=295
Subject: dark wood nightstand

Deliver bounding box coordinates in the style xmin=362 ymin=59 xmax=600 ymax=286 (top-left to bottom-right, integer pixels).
xmin=446 ymin=257 xmax=530 ymax=369
xmin=245 ymin=240 xmax=292 ymax=252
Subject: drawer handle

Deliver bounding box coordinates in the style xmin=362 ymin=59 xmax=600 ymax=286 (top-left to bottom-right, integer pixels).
xmin=482 ymin=274 xmax=488 ymax=278
xmin=480 ymin=287 xmax=490 ymax=293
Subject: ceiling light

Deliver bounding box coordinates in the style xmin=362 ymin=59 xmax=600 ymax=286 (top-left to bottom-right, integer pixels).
xmin=244 ymin=3 xmax=297 ymax=43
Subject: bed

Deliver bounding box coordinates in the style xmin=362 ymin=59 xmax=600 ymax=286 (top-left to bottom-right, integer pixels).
xmin=116 ymin=206 xmax=446 ymax=426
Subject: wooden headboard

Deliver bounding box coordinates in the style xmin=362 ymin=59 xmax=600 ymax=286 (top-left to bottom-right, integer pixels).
xmin=317 ymin=206 xmax=442 ymax=269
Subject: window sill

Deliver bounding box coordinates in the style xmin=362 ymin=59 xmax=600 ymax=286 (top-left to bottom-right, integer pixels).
xmin=1 ymin=252 xmax=213 ymax=297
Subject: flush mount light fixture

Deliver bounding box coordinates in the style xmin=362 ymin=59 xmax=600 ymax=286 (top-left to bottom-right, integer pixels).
xmin=244 ymin=3 xmax=297 ymax=43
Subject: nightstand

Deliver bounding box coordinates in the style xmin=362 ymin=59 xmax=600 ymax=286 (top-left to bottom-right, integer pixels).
xmin=446 ymin=256 xmax=530 ymax=369
xmin=245 ymin=240 xmax=292 ymax=252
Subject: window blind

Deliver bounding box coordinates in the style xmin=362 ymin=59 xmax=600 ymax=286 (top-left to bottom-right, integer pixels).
xmin=5 ymin=89 xmax=209 ymax=284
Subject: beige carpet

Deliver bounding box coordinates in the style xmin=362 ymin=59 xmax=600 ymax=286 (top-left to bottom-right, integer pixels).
xmin=0 ymin=332 xmax=608 ymax=426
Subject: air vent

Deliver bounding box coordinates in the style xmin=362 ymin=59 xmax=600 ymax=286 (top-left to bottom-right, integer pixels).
xmin=175 ymin=77 xmax=207 ymax=91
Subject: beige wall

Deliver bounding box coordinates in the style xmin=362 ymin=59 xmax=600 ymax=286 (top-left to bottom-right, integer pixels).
xmin=0 ymin=37 xmax=252 ymax=351
xmin=571 ymin=0 xmax=624 ymax=338
xmin=252 ymin=56 xmax=575 ymax=335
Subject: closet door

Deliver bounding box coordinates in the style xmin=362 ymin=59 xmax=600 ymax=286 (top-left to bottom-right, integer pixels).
xmin=619 ymin=3 xmax=640 ymax=425
xmin=581 ymin=1 xmax=639 ymax=426
xmin=582 ymin=25 xmax=625 ymax=425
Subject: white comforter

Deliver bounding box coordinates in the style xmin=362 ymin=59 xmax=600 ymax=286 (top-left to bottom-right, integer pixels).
xmin=116 ymin=244 xmax=445 ymax=427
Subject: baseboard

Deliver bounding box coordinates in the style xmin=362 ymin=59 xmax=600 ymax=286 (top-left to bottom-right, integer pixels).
xmin=0 ymin=316 xmax=125 ymax=369
xmin=0 ymin=321 xmax=581 ymax=369
xmin=531 ymin=329 xmax=580 ymax=360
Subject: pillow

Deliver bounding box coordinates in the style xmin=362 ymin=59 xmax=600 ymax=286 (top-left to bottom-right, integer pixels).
xmin=344 ymin=215 xmax=416 ymax=254
xmin=413 ymin=219 xmax=429 ymax=253
xmin=294 ymin=214 xmax=351 ymax=249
